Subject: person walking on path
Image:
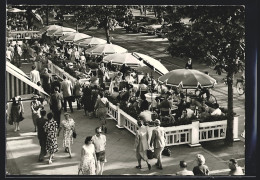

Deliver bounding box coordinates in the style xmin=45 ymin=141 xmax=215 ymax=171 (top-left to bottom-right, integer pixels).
xmin=44 ymin=112 xmax=59 ymax=164
xmin=30 ymin=65 xmax=41 ymax=84
xmin=9 ymin=96 xmax=24 ymax=132
xmin=192 ymin=154 xmax=210 ymax=176
xmin=58 ymin=112 xmax=75 ymax=158
xmin=94 ymin=92 xmax=109 ymax=133
xmin=176 ymin=161 xmax=194 ymax=176
xmin=78 ymin=136 xmax=98 ymax=175
xmin=90 ymin=85 xmax=99 ymax=118
xmin=51 ymin=75 xmax=61 ymax=94
xmin=36 ymin=109 xmax=48 ymax=162
xmin=185 ymin=58 xmax=193 ymax=69
xmin=150 ymin=119 xmax=166 ymax=170
xmin=92 ymin=127 xmax=107 ymax=175
xmin=61 ymin=75 xmax=74 ymax=113
xmin=134 ymin=121 xmax=151 ymax=170
xmin=31 ymin=95 xmax=43 ymax=132
xmin=74 ymin=76 xmax=83 ymax=110
xmin=228 ymin=158 xmax=244 ymax=175
xmin=49 ymin=86 xmax=63 ymax=128
xmin=82 ymin=82 xmax=92 ymax=116
xmin=40 ymin=68 xmax=52 ymax=95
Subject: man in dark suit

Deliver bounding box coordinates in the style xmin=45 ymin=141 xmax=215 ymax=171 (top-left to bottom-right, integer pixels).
xmin=150 ymin=119 xmax=166 ymax=170
xmin=51 ymin=75 xmax=61 ymax=94
xmin=36 ymin=109 xmax=48 ymax=162
xmin=49 ymin=87 xmax=63 ymax=128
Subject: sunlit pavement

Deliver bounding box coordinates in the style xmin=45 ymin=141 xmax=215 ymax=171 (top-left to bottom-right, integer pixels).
xmin=6 ymin=92 xmax=244 ymax=176
xmin=6 ymin=24 xmax=245 ymax=175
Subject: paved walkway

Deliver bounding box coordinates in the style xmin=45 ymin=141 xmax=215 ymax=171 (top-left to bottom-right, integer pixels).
xmin=6 ymin=93 xmax=244 ymax=176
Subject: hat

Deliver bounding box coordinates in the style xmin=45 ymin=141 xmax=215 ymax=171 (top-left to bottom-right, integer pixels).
xmin=154 ymin=119 xmax=161 ymax=125
xmin=64 ymin=112 xmax=71 ymax=116
xmin=33 ymin=95 xmax=39 ymax=99
xmin=196 ymin=154 xmax=205 ymax=164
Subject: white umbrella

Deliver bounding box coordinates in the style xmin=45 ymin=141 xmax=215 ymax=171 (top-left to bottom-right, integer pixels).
xmin=7 ymin=8 xmax=26 ymax=13
xmin=132 ymin=52 xmax=169 ymax=75
xmin=103 ymin=53 xmax=145 ymax=67
xmin=46 ymin=25 xmax=62 ymax=36
xmin=85 ymin=43 xmax=128 ymax=55
xmin=52 ymin=27 xmax=76 ymax=37
xmin=59 ymin=32 xmax=91 ymax=42
xmin=74 ymin=37 xmax=107 ymax=47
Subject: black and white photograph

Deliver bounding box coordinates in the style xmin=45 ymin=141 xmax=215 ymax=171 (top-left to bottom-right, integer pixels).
xmin=4 ymin=2 xmax=256 ymax=177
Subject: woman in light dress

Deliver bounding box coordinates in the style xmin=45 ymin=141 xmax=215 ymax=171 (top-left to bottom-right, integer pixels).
xmin=58 ymin=112 xmax=75 ymax=158
xmin=78 ymin=136 xmax=97 ymax=175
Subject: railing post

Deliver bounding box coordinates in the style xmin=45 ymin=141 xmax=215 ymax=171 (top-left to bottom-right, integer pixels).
xmin=189 ymin=121 xmax=201 ymax=147
xmin=116 ymin=106 xmax=125 ymax=129
xmin=233 ymin=116 xmax=240 ymax=141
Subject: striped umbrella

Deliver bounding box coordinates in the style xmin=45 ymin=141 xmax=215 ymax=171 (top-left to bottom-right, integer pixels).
xmin=158 ymin=69 xmax=217 ymax=89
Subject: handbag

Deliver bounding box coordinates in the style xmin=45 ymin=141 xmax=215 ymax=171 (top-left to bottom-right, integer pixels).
xmin=72 ymin=130 xmax=77 ymax=138
xmin=147 ymin=149 xmax=154 ymax=159
xmin=19 ymin=112 xmax=24 ymax=122
xmin=162 ymin=147 xmax=171 ymax=156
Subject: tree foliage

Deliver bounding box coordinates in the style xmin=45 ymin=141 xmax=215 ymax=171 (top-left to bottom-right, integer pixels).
xmin=165 ymin=5 xmax=245 ymax=145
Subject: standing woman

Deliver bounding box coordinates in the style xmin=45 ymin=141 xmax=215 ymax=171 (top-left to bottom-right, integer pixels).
xmin=9 ymin=96 xmax=24 ymax=132
xmin=44 ymin=112 xmax=59 ymax=164
xmin=58 ymin=112 xmax=75 ymax=158
xmin=78 ymin=136 xmax=97 ymax=175
xmin=31 ymin=95 xmax=43 ymax=132
xmin=94 ymin=92 xmax=109 ymax=133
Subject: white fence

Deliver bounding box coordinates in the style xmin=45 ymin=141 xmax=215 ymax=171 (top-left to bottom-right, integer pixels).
xmin=7 ymin=30 xmax=41 ymax=40
xmin=48 ymin=60 xmax=240 ymax=147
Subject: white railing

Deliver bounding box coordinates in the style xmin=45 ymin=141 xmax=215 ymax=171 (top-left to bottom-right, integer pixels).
xmin=107 ymin=102 xmax=118 ymax=122
xmin=48 ymin=59 xmax=240 ymax=147
xmin=7 ymin=30 xmax=41 ymax=40
xmin=199 ymin=120 xmax=227 ymax=142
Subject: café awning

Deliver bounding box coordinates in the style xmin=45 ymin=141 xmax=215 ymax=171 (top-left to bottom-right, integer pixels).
xmin=6 ymin=62 xmax=49 ymax=101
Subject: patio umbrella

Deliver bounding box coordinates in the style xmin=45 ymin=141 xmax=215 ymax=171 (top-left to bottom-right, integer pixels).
xmin=74 ymin=37 xmax=107 ymax=47
xmin=59 ymin=32 xmax=91 ymax=42
xmin=132 ymin=52 xmax=169 ymax=75
xmin=134 ymin=66 xmax=161 ymax=79
xmin=103 ymin=53 xmax=145 ymax=67
xmin=158 ymin=69 xmax=217 ymax=89
xmin=7 ymin=8 xmax=26 ymax=13
xmin=38 ymin=25 xmax=50 ymax=35
xmin=85 ymin=43 xmax=127 ymax=55
xmin=52 ymin=27 xmax=76 ymax=37
xmin=46 ymin=25 xmax=62 ymax=36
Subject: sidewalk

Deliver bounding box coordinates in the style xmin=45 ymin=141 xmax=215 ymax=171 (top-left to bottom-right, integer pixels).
xmin=6 ymin=93 xmax=243 ymax=176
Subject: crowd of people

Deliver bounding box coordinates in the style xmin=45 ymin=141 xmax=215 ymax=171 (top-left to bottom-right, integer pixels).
xmin=6 ymin=14 xmax=241 ymax=175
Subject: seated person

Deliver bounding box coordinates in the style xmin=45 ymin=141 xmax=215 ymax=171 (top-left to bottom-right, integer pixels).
xmin=186 ymin=102 xmax=194 ymax=118
xmin=119 ymin=86 xmax=130 ymax=102
xmin=211 ymin=103 xmax=222 ymax=116
xmin=180 ymin=109 xmax=188 ymax=119
xmin=139 ymin=102 xmax=153 ymax=124
xmin=140 ymin=96 xmax=149 ymax=112
xmin=111 ymin=87 xmax=120 ymax=100
xmin=159 ymin=96 xmax=171 ymax=117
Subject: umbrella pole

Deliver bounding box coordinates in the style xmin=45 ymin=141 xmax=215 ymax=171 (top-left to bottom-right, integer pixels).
xmin=186 ymin=89 xmax=187 ymax=101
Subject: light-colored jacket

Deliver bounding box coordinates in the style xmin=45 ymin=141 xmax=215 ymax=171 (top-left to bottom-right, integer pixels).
xmin=61 ymin=79 xmax=73 ymax=98
xmin=150 ymin=126 xmax=166 ymax=148
xmin=30 ymin=69 xmax=41 ymax=84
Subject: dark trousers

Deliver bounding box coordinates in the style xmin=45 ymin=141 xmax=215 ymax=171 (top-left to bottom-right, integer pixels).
xmin=39 ymin=137 xmax=47 ymax=161
xmin=53 ymin=110 xmax=61 ymax=128
xmin=75 ymin=96 xmax=81 ymax=110
xmin=64 ymin=96 xmax=73 ymax=112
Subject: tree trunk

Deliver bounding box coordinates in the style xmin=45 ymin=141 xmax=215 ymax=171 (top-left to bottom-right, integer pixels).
xmin=105 ymin=26 xmax=110 ymax=44
xmin=143 ymin=6 xmax=147 ymax=16
xmin=46 ymin=6 xmax=49 ymax=26
xmin=225 ymin=73 xmax=234 ymax=146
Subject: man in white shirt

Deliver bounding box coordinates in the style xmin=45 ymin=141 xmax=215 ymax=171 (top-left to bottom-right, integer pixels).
xmin=92 ymin=127 xmax=106 ymax=175
xmin=30 ymin=65 xmax=41 ymax=84
xmin=211 ymin=103 xmax=222 ymax=116
xmin=60 ymin=75 xmax=73 ymax=113
xmin=176 ymin=161 xmax=194 ymax=176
